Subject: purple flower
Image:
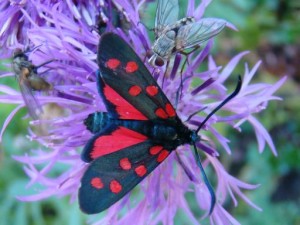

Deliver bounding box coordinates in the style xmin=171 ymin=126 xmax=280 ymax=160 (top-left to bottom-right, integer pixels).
xmin=0 ymin=0 xmax=286 ymax=224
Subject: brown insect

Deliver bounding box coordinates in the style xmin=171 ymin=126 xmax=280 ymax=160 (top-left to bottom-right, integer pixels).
xmin=12 ymin=49 xmax=53 ymax=119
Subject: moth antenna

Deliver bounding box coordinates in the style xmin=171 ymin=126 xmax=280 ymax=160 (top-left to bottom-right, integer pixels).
xmin=196 ymin=76 xmax=242 ymax=134
xmin=193 ymin=144 xmax=216 ymax=214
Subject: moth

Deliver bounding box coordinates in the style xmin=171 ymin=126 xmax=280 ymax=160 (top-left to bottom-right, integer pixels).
xmin=79 ymin=32 xmax=241 ymax=214
xmin=12 ymin=49 xmax=52 ymax=119
xmin=149 ymin=0 xmax=226 ymax=66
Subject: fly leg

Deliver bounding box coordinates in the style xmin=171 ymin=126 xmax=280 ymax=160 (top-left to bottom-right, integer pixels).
xmin=177 ymin=45 xmax=200 ymax=100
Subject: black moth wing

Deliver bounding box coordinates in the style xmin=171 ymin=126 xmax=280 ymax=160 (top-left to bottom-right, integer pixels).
xmin=79 ymin=138 xmax=173 ymax=214
xmin=97 ymin=32 xmax=178 ymax=121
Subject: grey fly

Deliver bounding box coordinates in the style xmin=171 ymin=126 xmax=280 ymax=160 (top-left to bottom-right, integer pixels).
xmin=149 ymin=0 xmax=226 ymax=66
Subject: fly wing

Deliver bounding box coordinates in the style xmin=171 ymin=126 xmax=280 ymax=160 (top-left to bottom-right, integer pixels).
xmin=17 ymin=74 xmax=42 ymax=120
xmin=155 ymin=0 xmax=179 ymax=36
xmin=176 ymin=18 xmax=226 ymax=50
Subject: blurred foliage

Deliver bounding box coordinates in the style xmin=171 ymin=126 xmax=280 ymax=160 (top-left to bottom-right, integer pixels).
xmin=205 ymin=0 xmax=300 ymax=224
xmin=1 ymin=0 xmax=300 ymax=224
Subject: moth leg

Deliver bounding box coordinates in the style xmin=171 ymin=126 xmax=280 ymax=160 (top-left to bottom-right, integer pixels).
xmin=175 ymin=151 xmax=197 ymax=182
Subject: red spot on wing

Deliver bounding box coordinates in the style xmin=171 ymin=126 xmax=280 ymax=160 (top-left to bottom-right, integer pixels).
xmin=146 ymin=85 xmax=158 ymax=96
xmin=91 ymin=126 xmax=147 ymax=159
xmin=149 ymin=145 xmax=163 ymax=155
xmin=128 ymin=85 xmax=142 ymax=96
xmin=110 ymin=180 xmax=122 ymax=193
xmin=103 ymin=84 xmax=148 ymax=120
xmin=106 ymin=58 xmax=120 ymax=70
xmin=125 ymin=61 xmax=138 ymax=73
xmin=165 ymin=103 xmax=176 ymax=117
xmin=91 ymin=177 xmax=104 ymax=189
xmin=157 ymin=150 xmax=169 ymax=162
xmin=155 ymin=108 xmax=168 ymax=119
xmin=135 ymin=165 xmax=147 ymax=177
xmin=120 ymin=158 xmax=132 ymax=170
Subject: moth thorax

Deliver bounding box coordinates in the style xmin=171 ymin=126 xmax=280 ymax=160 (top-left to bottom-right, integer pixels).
xmin=152 ymin=125 xmax=177 ymax=141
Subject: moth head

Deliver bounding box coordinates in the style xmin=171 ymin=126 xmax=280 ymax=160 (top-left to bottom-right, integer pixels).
xmin=190 ymin=131 xmax=200 ymax=143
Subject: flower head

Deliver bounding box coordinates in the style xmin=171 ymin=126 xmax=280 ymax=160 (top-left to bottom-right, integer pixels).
xmin=0 ymin=0 xmax=285 ymax=224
